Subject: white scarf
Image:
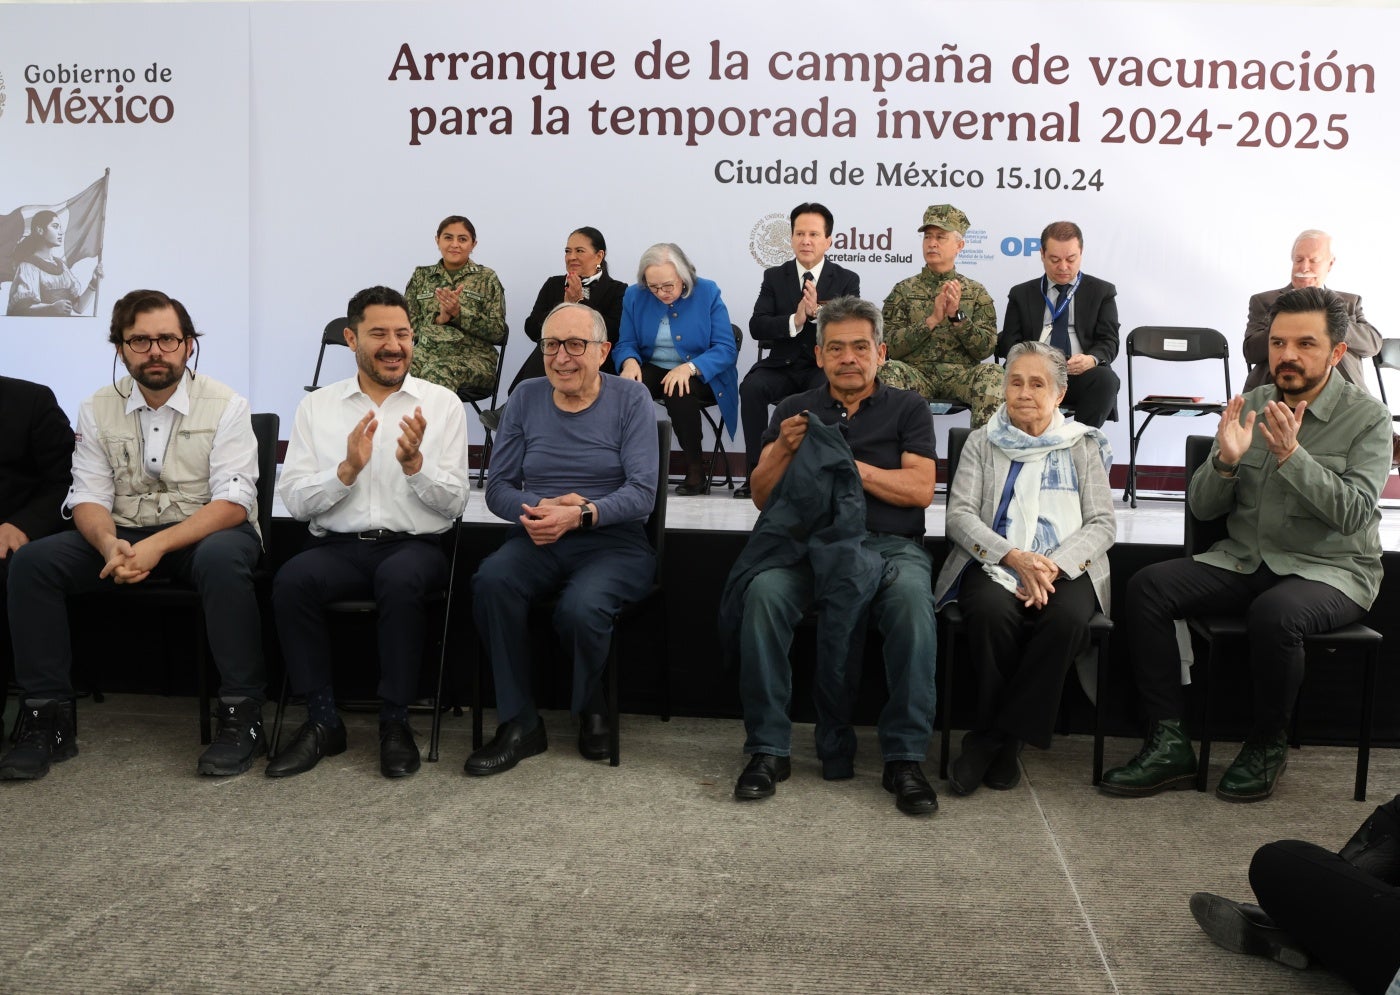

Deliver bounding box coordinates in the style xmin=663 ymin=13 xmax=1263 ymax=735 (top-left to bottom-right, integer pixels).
xmin=981 ymin=404 xmax=1111 ymax=595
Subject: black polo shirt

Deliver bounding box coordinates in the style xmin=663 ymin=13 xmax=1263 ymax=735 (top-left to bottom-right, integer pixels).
xmin=762 ymin=381 xmax=936 ymax=536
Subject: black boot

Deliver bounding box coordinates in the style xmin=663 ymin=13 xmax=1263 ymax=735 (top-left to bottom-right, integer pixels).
xmin=0 ymin=699 xmax=78 ymax=780
xmin=1339 ymin=794 xmax=1400 ymax=885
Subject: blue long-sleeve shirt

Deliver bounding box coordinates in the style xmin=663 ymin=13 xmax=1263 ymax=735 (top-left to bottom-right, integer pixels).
xmin=485 ymin=375 xmax=658 ymax=529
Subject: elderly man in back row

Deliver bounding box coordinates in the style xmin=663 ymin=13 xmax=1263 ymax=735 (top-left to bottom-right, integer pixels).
xmin=468 ymin=302 xmax=658 ymax=775
xmin=727 ymin=295 xmax=939 ymax=816
xmin=1101 ymin=287 xmax=1391 ymax=803
xmin=880 ymin=204 xmax=1002 ymax=427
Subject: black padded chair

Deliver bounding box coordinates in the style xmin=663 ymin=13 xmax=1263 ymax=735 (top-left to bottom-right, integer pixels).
xmin=1181 ymin=434 xmax=1384 ymax=801
xmin=75 ymin=412 xmax=279 ymax=744
xmin=471 ymin=419 xmax=673 ymax=766
xmin=456 ymin=324 xmax=510 ymax=489
xmin=691 ymin=327 xmax=743 ymax=492
xmin=268 ymin=521 xmax=463 ymax=764
xmin=1123 ymin=327 xmax=1231 ymax=508
xmin=935 ymin=426 xmax=1115 ymax=783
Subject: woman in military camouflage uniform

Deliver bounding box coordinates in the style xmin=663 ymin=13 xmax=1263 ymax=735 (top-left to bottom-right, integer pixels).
xmin=404 ymin=215 xmax=507 ymax=395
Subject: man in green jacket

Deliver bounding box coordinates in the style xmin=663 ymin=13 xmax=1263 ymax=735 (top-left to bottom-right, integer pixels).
xmin=1101 ymin=287 xmax=1391 ymax=802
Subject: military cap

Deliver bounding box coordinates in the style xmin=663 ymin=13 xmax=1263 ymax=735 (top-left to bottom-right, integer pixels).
xmin=919 ymin=205 xmax=970 ymax=235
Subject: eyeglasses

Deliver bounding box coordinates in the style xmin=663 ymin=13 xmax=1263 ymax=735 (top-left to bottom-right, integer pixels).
xmin=541 ymin=337 xmax=600 ymax=356
xmin=123 ymin=334 xmax=186 ymax=354
xmin=647 ymin=282 xmax=678 ymax=295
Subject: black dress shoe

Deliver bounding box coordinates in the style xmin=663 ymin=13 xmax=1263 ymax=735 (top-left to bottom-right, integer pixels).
xmin=983 ymin=739 xmax=1024 ymax=791
xmin=578 ymin=713 xmax=610 ymax=761
xmin=948 ymin=730 xmax=1003 ymax=796
xmin=883 ymin=760 xmax=939 ymax=815
xmin=734 ymin=753 xmax=791 ymax=800
xmin=733 ymin=483 xmax=752 ymax=500
xmin=265 ymin=719 xmax=347 ymax=778
xmin=1189 ymin=893 xmax=1309 ymax=969
xmin=379 ymin=720 xmax=421 ymax=778
xmin=465 ymin=718 xmax=548 ymax=776
xmin=675 ymin=479 xmax=710 ymax=496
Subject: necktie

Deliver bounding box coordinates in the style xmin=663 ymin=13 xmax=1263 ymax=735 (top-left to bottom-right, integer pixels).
xmin=1050 ymin=283 xmax=1071 ymax=355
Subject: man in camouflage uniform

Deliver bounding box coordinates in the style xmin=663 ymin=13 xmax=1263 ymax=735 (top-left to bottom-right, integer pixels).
xmin=880 ymin=204 xmax=1002 ymax=427
xmin=405 ymin=254 xmax=507 ymax=395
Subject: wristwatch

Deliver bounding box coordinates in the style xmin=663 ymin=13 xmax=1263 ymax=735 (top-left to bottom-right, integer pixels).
xmin=578 ymin=505 xmax=595 ymax=530
xmin=948 ymin=309 xmax=966 ymax=325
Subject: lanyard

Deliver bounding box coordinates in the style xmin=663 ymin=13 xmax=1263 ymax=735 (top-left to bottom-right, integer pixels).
xmin=1040 ymin=273 xmax=1082 ymax=322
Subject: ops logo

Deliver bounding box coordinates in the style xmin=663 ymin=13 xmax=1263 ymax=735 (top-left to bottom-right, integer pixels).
xmin=748 ymin=213 xmax=791 ymax=268
xmin=1000 ymin=236 xmax=1043 ymax=256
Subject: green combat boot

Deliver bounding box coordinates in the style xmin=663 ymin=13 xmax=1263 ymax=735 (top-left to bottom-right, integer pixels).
xmin=1099 ymin=719 xmax=1198 ymax=797
xmin=1216 ymin=731 xmax=1288 ymax=802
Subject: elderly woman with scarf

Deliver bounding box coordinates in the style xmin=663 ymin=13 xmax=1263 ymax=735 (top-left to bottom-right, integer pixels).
xmin=933 ymin=340 xmax=1115 ymax=796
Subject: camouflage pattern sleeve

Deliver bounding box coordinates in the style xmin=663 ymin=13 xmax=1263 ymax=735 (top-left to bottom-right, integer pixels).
xmin=881 ymin=274 xmax=939 ymax=362
xmin=453 ymin=266 xmax=507 ymax=346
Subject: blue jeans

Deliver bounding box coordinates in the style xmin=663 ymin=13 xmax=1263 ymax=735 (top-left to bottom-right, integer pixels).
xmin=739 ymin=534 xmax=937 ymax=762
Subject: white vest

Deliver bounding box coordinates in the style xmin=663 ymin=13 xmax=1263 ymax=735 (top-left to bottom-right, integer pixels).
xmin=89 ymin=374 xmax=259 ymax=537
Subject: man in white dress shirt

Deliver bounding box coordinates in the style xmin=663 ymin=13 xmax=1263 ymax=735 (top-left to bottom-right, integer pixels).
xmin=268 ymin=285 xmax=469 ymax=779
xmin=1 ymin=289 xmax=267 ymax=780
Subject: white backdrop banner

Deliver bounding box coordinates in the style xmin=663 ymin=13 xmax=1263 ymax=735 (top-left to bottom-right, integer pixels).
xmin=3 ymin=0 xmax=1396 ymax=467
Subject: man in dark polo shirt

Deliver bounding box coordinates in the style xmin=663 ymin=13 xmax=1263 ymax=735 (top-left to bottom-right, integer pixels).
xmin=731 ymin=295 xmax=939 ymax=815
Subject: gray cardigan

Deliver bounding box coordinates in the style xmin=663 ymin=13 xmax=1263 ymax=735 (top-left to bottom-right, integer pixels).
xmin=933 ymin=427 xmax=1116 ymax=613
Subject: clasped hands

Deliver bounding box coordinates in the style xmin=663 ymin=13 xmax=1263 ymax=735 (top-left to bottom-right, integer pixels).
xmin=1216 ymin=394 xmax=1304 ymax=467
xmin=338 ymin=406 xmax=428 ymax=485
xmin=520 ymin=493 xmax=588 ymax=546
xmin=434 ymin=284 xmax=464 ymax=323
xmin=1001 ymin=548 xmax=1060 ymax=609
xmin=923 ymin=279 xmax=962 ymax=329
xmin=618 ymin=358 xmax=695 ymax=397
xmin=100 ymin=535 xmax=163 ymax=585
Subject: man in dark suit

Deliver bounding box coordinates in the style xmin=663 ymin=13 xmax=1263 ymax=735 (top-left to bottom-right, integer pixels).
xmin=736 ymin=203 xmax=860 ymax=498
xmin=1243 ymin=230 xmax=1380 ymax=393
xmin=0 ymin=376 xmax=75 ymax=738
xmin=996 ymin=221 xmax=1120 ymax=428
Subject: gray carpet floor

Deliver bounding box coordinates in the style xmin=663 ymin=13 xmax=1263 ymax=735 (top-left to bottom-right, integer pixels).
xmin=1 ymin=695 xmax=1390 ymax=994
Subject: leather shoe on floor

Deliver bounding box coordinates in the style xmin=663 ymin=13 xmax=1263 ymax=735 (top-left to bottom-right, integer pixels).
xmin=733 ymin=483 xmax=752 ymax=500
xmin=948 ymin=730 xmax=1002 ymax=796
xmin=734 ymin=753 xmax=791 ymax=800
xmin=1099 ymin=718 xmax=1198 ymax=797
xmin=265 ymin=719 xmax=347 ymax=778
xmin=1216 ymin=731 xmax=1288 ymax=802
xmin=578 ymin=712 xmax=610 ymax=761
xmin=379 ymin=720 xmax=421 ymax=778
xmin=883 ymin=760 xmax=939 ymax=815
xmin=675 ymin=479 xmax=710 ymax=496
xmin=465 ymin=718 xmax=548 ymax=776
xmin=983 ymin=738 xmax=1024 ymax=791
xmin=1189 ymin=892 xmax=1309 ymax=969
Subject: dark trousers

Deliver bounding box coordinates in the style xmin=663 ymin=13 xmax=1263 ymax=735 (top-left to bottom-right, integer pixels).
xmin=956 ymin=566 xmax=1097 ymax=748
xmin=1126 ymin=558 xmax=1363 ymax=734
xmin=8 ymin=524 xmax=265 ymax=701
xmin=739 ymin=535 xmax=937 ymax=762
xmin=737 ymin=364 xmax=827 ymax=473
xmin=1062 ymin=364 xmax=1120 ymax=428
xmin=1251 ymin=839 xmax=1400 ymax=994
xmin=272 ymin=535 xmax=447 ymax=708
xmin=640 ymin=363 xmax=716 ymax=466
xmin=471 ymin=526 xmax=655 ymax=727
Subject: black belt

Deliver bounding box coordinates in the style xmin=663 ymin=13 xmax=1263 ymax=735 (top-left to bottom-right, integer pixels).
xmin=324 ymin=529 xmax=421 ymax=543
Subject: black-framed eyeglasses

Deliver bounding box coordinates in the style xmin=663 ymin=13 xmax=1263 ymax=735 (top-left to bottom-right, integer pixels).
xmin=541 ymin=337 xmax=599 ymax=356
xmin=123 ymin=334 xmax=186 ymax=354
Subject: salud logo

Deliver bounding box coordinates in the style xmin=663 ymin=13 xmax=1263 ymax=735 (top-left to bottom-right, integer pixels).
xmin=748 ymin=213 xmax=791 ymax=268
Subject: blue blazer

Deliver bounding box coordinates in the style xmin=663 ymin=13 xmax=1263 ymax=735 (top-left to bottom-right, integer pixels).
xmin=615 ymin=277 xmax=739 ymax=436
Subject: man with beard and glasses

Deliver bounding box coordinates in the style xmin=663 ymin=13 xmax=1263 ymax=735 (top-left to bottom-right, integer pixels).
xmin=1 ymin=289 xmax=268 ymax=780
xmin=269 ymin=286 xmax=468 ymax=780
xmin=1101 ymin=287 xmax=1391 ymax=803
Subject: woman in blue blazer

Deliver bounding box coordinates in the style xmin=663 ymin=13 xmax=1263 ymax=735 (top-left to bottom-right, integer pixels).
xmin=615 ymin=243 xmax=738 ymax=495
